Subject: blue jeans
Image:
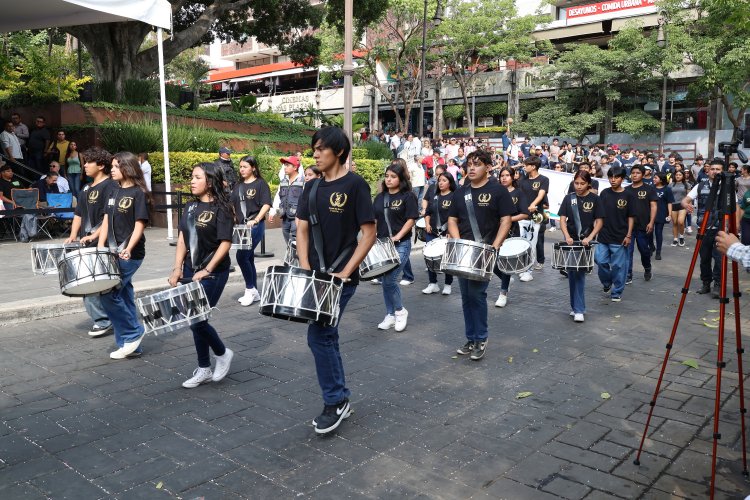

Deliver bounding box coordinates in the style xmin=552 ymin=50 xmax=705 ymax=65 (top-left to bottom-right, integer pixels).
xmin=458 ymin=278 xmax=489 ymax=342
xmin=654 ymin=222 xmax=665 ymax=253
xmin=281 ymin=217 xmax=297 ymax=243
xmin=183 ymin=265 xmax=230 ymax=368
xmin=381 ymin=240 xmax=411 ymax=315
xmin=425 ymin=233 xmax=453 ymax=285
xmin=627 ymin=229 xmax=652 ymax=278
xmin=68 ymin=173 xmax=81 ymax=198
xmin=307 ymin=284 xmax=356 ymax=405
xmin=413 ymin=186 xmax=425 ymax=208
xmin=493 ymin=268 xmax=511 ymax=292
xmin=100 ymin=258 xmax=144 ymax=348
xmin=596 ymin=243 xmax=628 ymax=298
xmin=236 ymin=221 xmax=264 ymax=289
xmin=83 ymin=294 xmax=111 ymax=328
xmin=568 ymin=270 xmax=586 ymax=314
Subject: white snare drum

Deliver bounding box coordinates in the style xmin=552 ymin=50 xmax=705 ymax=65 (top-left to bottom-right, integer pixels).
xmin=552 ymin=242 xmax=597 ymax=273
xmin=495 ymin=237 xmax=533 ymax=275
xmin=359 ymin=237 xmax=401 ymax=280
xmin=137 ymin=281 xmax=212 ymax=336
xmin=284 ymin=240 xmax=299 ymax=267
xmin=31 ymin=242 xmax=81 ymax=276
xmin=423 ymin=237 xmax=448 ymax=274
xmin=260 ymin=265 xmax=343 ymax=326
xmin=57 ymin=247 xmax=121 ymax=296
xmin=231 ymin=224 xmax=252 ymax=250
xmin=415 ymin=217 xmax=426 ymax=242
xmin=440 ymin=238 xmax=496 ymax=281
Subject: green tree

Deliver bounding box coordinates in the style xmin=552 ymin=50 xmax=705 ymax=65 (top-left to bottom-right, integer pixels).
xmin=432 ymin=0 xmax=550 ymax=136
xmin=167 ymin=47 xmax=210 ymax=108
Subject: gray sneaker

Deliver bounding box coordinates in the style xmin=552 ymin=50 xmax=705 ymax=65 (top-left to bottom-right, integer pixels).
xmin=470 ymin=341 xmax=487 ymax=361
xmin=88 ymin=324 xmax=113 ymax=337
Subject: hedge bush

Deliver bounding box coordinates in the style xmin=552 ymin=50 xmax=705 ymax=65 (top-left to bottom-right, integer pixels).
xmin=443 ymin=125 xmax=507 ymax=136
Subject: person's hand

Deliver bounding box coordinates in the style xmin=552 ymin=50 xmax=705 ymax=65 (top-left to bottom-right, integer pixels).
xmin=684 ymin=203 xmax=694 ymax=214
xmin=119 ymin=249 xmax=131 ymax=260
xmin=646 ymin=222 xmax=654 ymax=233
xmin=247 ymin=219 xmax=256 ymax=227
xmin=168 ymin=269 xmax=182 ymax=287
xmin=80 ymin=235 xmax=94 ymax=245
xmin=622 ymin=235 xmax=631 ymax=247
xmin=268 ymin=214 xmax=274 ymax=223
xmin=565 ymin=236 xmax=574 ymax=245
xmin=64 ymin=236 xmax=76 ymax=245
xmin=715 ymin=231 xmax=740 ymax=255
xmin=425 ymin=223 xmax=432 ymax=234
xmin=528 ymin=205 xmax=537 ymax=213
xmin=331 ymin=272 xmax=351 ymax=282
xmin=193 ymin=269 xmax=210 ymax=282
xmin=581 ymin=237 xmax=591 ymax=247
xmin=665 ymin=216 xmax=671 ymax=223
xmin=390 ymin=236 xmax=398 ymax=242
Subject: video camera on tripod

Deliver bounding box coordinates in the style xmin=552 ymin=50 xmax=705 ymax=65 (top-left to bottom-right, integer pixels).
xmin=718 ymin=126 xmax=749 ymax=163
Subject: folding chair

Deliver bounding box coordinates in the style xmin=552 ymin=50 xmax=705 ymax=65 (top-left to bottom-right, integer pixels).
xmin=10 ymin=188 xmax=49 ymax=241
xmin=46 ymin=192 xmax=74 ymax=237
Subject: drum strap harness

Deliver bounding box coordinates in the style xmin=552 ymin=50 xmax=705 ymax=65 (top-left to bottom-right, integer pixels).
xmin=434 ymin=194 xmax=447 ymax=235
xmin=239 ymin=190 xmax=248 ymax=222
xmin=80 ymin=184 xmax=102 ymax=239
xmin=107 ymin=188 xmax=129 ymax=253
xmin=569 ymin=193 xmax=583 ymax=240
xmin=185 ymin=202 xmax=215 ymax=271
xmin=383 ymin=192 xmax=395 ymax=239
xmin=308 ymin=179 xmax=353 ymax=274
xmin=463 ymin=191 xmax=484 ymax=243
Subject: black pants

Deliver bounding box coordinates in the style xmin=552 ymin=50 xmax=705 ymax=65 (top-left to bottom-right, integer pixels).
xmin=536 ymin=223 xmax=546 ymax=264
xmin=699 ymin=228 xmax=721 ymax=284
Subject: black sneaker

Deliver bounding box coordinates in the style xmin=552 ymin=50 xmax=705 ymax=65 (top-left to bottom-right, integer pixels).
xmin=696 ymin=282 xmax=711 ymax=294
xmin=470 ymin=341 xmax=487 ymax=361
xmin=313 ymin=399 xmax=351 ymax=435
xmin=644 ymin=270 xmax=652 ymax=281
xmin=457 ymin=341 xmax=474 ymax=355
xmin=560 ymin=269 xmax=568 ymax=277
xmin=655 ymin=253 xmax=661 ymax=261
xmin=625 ymin=276 xmax=633 ymax=285
xmin=88 ymin=324 xmax=113 ymax=337
xmin=603 ymin=285 xmax=612 ymax=294
xmin=712 ymin=283 xmax=720 ymax=299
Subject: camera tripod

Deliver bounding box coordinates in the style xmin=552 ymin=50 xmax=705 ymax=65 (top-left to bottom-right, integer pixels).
xmin=633 ymin=146 xmax=749 ymax=499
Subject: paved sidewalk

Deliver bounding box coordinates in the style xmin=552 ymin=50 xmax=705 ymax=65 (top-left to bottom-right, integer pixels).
xmin=1 ymin=230 xmax=750 ymax=498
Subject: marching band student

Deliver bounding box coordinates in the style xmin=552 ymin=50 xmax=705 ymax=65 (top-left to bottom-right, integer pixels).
xmin=422 ymin=171 xmax=456 ymax=295
xmin=518 ymin=156 xmax=549 ymax=282
xmin=230 ymin=155 xmax=272 ymax=306
xmin=595 ymin=166 xmax=634 ymax=302
xmin=626 ymin=164 xmax=657 ymax=284
xmin=269 ymin=156 xmax=304 ymax=243
xmin=448 ymin=150 xmax=514 ymax=361
xmin=494 ymin=166 xmax=530 ymax=307
xmin=374 ymin=162 xmax=418 ymax=331
xmin=653 ymin=172 xmax=674 ymax=261
xmin=65 ymin=147 xmax=116 ymax=338
xmin=558 ymin=170 xmax=604 ymax=323
xmin=97 ymin=152 xmax=150 ymax=359
xmin=169 ymin=162 xmax=234 ymax=388
xmin=296 ymin=126 xmax=376 ymax=435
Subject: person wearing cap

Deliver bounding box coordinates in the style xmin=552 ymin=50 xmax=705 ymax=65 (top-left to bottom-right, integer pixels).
xmin=216 ymin=147 xmax=238 ymax=189
xmin=276 ymin=154 xmax=304 ymax=181
xmin=270 ymin=156 xmax=304 ymax=243
xmin=642 ymin=164 xmax=655 ymax=186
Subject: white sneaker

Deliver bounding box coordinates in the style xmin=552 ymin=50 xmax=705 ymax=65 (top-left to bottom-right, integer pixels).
xmin=548 ymin=227 xmax=557 ymax=232
xmin=212 ymin=348 xmax=233 ymax=382
xmin=118 ymin=336 xmax=143 ymax=357
xmin=422 ymin=283 xmax=440 ymax=294
xmin=573 ymin=313 xmax=585 ymax=323
xmin=519 ymin=272 xmax=533 ymax=282
xmin=686 ymin=227 xmax=693 ymax=234
xmin=534 ymin=263 xmax=544 ymax=271
xmin=442 ymin=285 xmax=452 ymax=295
xmin=495 ymin=294 xmax=507 ymax=307
xmin=394 ymin=308 xmax=408 ymax=332
xmin=399 ymin=280 xmax=413 ymax=286
xmin=378 ymin=314 xmax=395 ymax=330
xmin=371 ymin=279 xmax=381 ymax=285
xmin=569 ymin=311 xmax=575 ymax=317
xmin=237 ymin=289 xmax=251 ymax=303
xmin=110 ymin=347 xmax=127 ymax=360
xmin=239 ymin=288 xmax=260 ymax=306
xmin=183 ymin=367 xmax=213 ymax=388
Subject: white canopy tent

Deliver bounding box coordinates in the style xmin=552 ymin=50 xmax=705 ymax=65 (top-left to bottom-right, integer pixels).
xmin=0 ymin=0 xmax=177 ymax=238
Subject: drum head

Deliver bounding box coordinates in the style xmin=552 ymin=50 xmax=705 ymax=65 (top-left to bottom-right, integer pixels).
xmin=498 ymin=238 xmax=531 ymax=257
xmin=423 ymin=238 xmax=448 ymax=258
xmin=416 ymin=217 xmax=426 ymax=228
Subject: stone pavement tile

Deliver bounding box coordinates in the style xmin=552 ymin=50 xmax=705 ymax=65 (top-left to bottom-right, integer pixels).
xmin=540 ymin=441 xmax=619 ymax=472
xmin=280 ymin=454 xmax=354 ymax=494
xmin=558 ymin=463 xmax=645 ymax=498
xmin=0 ymin=482 xmax=48 ymax=500
xmin=589 ymin=440 xmax=632 ymax=460
xmin=37 ymin=425 xmax=119 ymax=454
xmin=504 ymin=451 xmax=572 ymax=486
xmin=556 ymin=421 xmax=610 ymax=450
xmin=92 ymin=457 xmax=177 ymax=494
xmin=651 ymin=474 xmax=710 ymax=498
xmin=204 ymin=424 xmax=261 ymax=453
xmin=394 ymin=467 xmax=484 ymax=499
xmin=225 ymin=442 xmax=298 ymax=476
xmin=612 ymin=450 xmax=671 ymax=485
xmin=541 ymin=476 xmax=592 ymax=499
xmin=606 ymin=426 xmax=681 ymax=460
xmin=55 ymin=445 xmax=126 ymax=479
xmin=160 ymin=414 xmax=225 ymax=443
xmin=115 ymin=482 xmax=175 ymax=500
xmin=105 ymin=444 xmax=162 ymax=468
xmin=307 ymin=478 xmax=377 ymax=499
xmin=437 ymin=441 xmax=488 ymax=472
xmin=461 ymin=431 xmax=534 ymax=462
xmin=1 ymin=395 xmax=67 ymax=420
xmin=37 ymin=396 xmax=111 ymax=421
xmin=30 ymin=467 xmax=108 ymax=499
xmin=155 ymin=459 xmax=239 ymax=494
xmin=340 ymin=455 xmax=413 ymax=494
xmin=91 ymin=424 xmax=170 ymax=454
xmin=6 ymin=413 xmax=66 ymax=441
xmin=451 ymin=454 xmax=516 ymax=487
xmin=649 ymin=419 xmax=704 ymax=450
xmin=213 ymin=468 xmax=294 ymax=498
xmin=146 ymin=433 xmax=217 ymax=465
xmin=482 ymin=478 xmax=561 ymax=500
xmin=0 ymin=455 xmax=66 ymax=485
xmin=0 ymin=434 xmax=45 ymax=465
xmin=180 ymin=481 xmax=245 ymax=500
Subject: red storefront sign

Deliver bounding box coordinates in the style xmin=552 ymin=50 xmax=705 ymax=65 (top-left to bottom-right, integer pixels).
xmin=567 ymin=0 xmax=656 ymax=19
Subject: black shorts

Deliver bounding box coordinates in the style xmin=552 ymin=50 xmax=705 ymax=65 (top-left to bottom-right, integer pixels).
xmin=671 ymin=203 xmax=684 ymax=212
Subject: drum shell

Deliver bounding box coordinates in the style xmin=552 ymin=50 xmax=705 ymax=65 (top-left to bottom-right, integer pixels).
xmin=551 ymin=242 xmax=597 ymax=273
xmin=137 ymin=281 xmax=212 ymax=335
xmin=231 ymin=224 xmax=253 ymax=250
xmin=359 ymin=237 xmax=401 ymax=280
xmin=259 ymin=265 xmax=343 ymax=326
xmin=284 ymin=240 xmax=299 ymax=267
xmin=440 ymin=238 xmax=496 ymax=281
xmin=58 ymin=247 xmax=122 ymax=296
xmin=495 ymin=237 xmax=533 ymax=275
xmin=415 ymin=217 xmax=426 ymax=242
xmin=422 ymin=237 xmax=447 ymax=274
xmin=31 ymin=242 xmax=81 ymax=276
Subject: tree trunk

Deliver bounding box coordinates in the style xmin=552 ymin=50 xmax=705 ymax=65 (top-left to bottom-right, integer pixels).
xmin=707 ymin=95 xmax=719 ymax=158
xmin=604 ymin=98 xmax=614 ymax=140
xmin=434 ymin=71 xmax=443 ymax=139
xmin=453 ymin=73 xmax=474 ymax=137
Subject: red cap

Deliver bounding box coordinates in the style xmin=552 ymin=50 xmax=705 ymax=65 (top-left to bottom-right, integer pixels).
xmin=280 ymin=156 xmax=300 ymax=168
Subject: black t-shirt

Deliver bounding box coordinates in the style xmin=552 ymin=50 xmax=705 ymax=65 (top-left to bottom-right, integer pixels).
xmin=35 ymin=179 xmax=59 ymax=202
xmin=0 ymin=178 xmax=15 ymax=201
xmin=425 ymin=191 xmax=455 ymax=234
xmin=567 ymin=178 xmax=600 ymax=194
xmin=598 ymin=188 xmax=635 ymax=244
xmin=626 ymin=183 xmax=658 ymax=231
xmin=558 ymin=192 xmax=604 ymax=239
xmin=520 ymin=173 xmax=550 ymax=209
xmin=655 ymin=186 xmax=675 ymax=223
xmin=296 ymin=172 xmax=376 ymax=284
xmin=179 ymin=200 xmax=233 ymax=272
xmin=28 ymin=127 xmax=50 ymax=154
xmin=373 ymin=190 xmax=419 ymax=240
xmin=448 ymin=181 xmax=515 ymax=243
xmin=74 ymin=178 xmax=116 ymax=235
xmin=106 ymin=185 xmax=149 ymax=260
xmin=507 ymin=187 xmax=530 ymax=236
xmin=230 ymin=178 xmax=272 ymax=223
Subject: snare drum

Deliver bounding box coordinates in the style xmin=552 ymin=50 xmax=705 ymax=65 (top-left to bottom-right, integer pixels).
xmin=31 ymin=242 xmax=81 ymax=276
xmin=440 ymin=238 xmax=496 ymax=281
xmin=231 ymin=224 xmax=252 ymax=250
xmin=259 ymin=265 xmax=343 ymax=326
xmin=57 ymin=247 xmax=121 ymax=296
xmin=552 ymin=242 xmax=597 ymax=273
xmin=284 ymin=240 xmax=299 ymax=267
xmin=423 ymin=237 xmax=448 ymax=274
xmin=415 ymin=217 xmax=426 ymax=242
xmin=495 ymin=237 xmax=533 ymax=275
xmin=137 ymin=281 xmax=212 ymax=336
xmin=359 ymin=237 xmax=401 ymax=280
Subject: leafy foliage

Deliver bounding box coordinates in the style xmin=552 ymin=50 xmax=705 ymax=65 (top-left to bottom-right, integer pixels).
xmin=443 ymin=126 xmax=507 ymax=136
xmin=443 ymin=105 xmax=466 ymax=120
xmin=354 ymin=140 xmax=393 ymax=160
xmin=475 ymin=102 xmax=508 ymax=117
xmin=613 ymin=110 xmax=661 ymax=137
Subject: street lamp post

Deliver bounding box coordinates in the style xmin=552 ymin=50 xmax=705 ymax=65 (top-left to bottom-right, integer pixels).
xmin=343 ymin=0 xmax=354 ymax=144
xmin=657 ymin=11 xmax=668 ymax=155
xmin=418 ymin=0 xmax=444 ymax=139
